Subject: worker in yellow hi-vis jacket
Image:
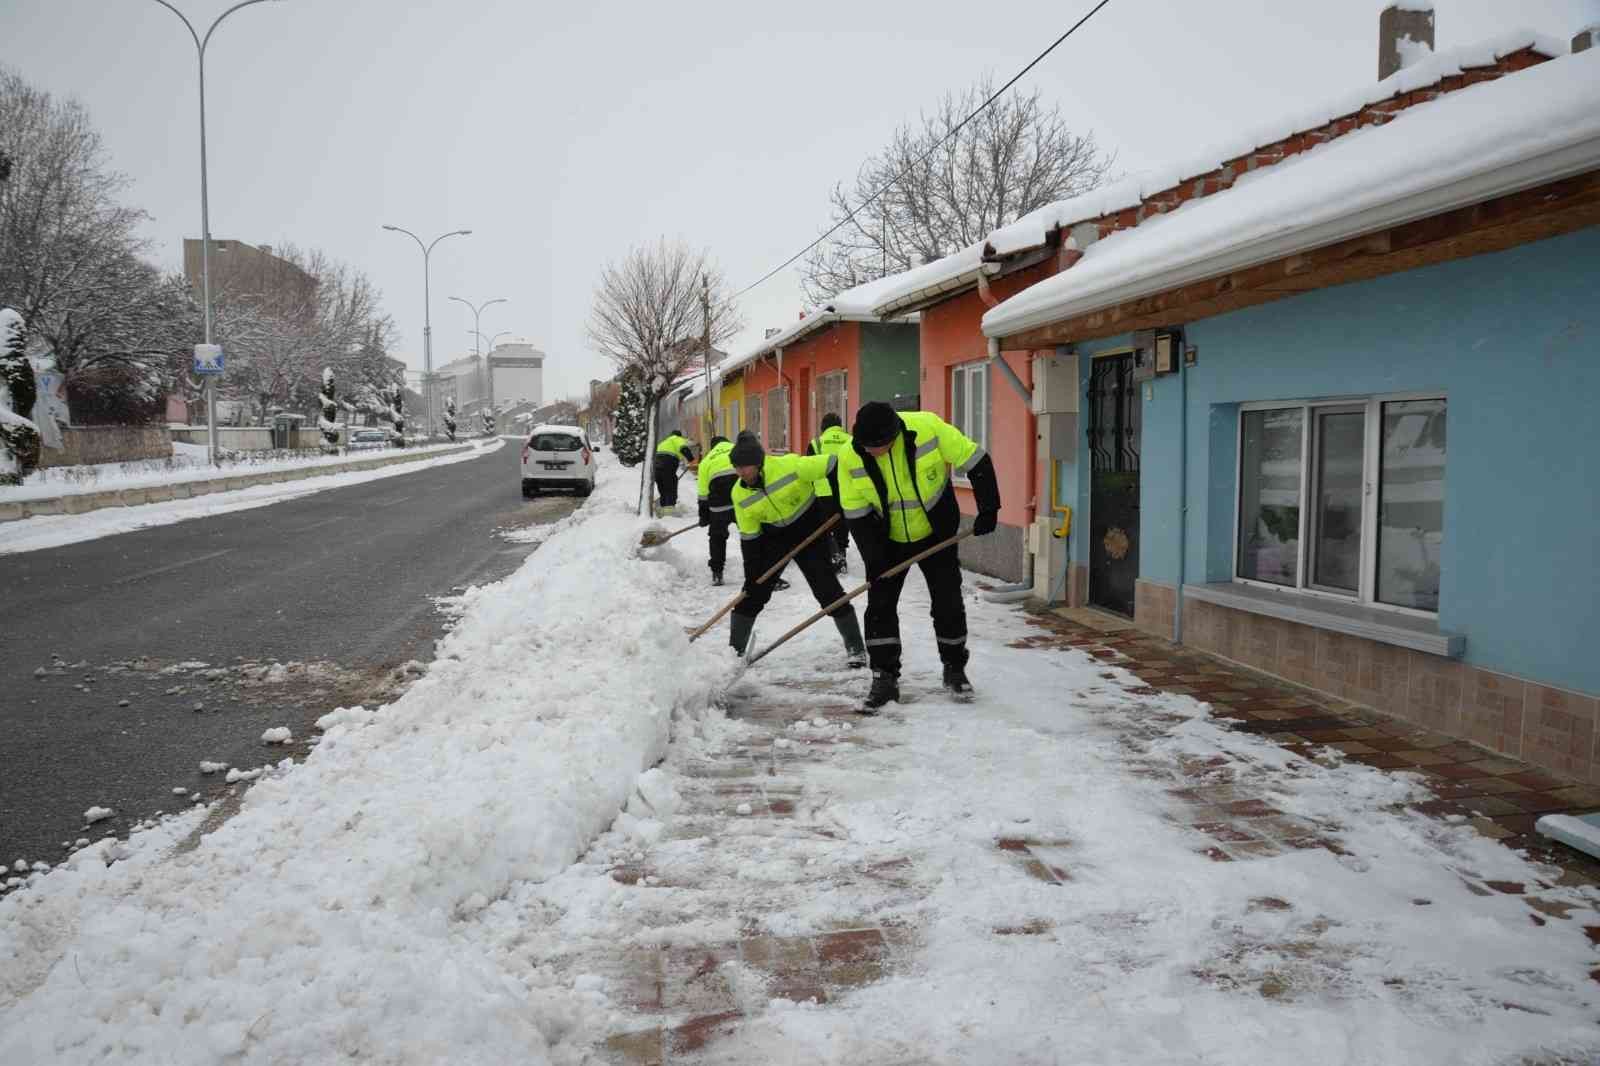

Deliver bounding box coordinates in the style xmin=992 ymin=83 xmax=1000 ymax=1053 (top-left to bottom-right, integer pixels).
xmin=726 ymin=432 xmax=866 ymax=665
xmin=837 ymin=401 xmax=1000 ymax=711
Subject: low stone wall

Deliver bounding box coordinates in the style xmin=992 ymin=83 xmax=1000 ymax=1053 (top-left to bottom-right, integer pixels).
xmin=39 ymin=426 xmax=173 ymax=469
xmin=956 ymin=518 xmax=1027 ymax=584
xmin=170 ymin=426 xmax=391 ymax=451
xmin=1131 ymin=577 xmax=1600 ymax=785
xmin=0 ymin=445 xmax=473 ymax=524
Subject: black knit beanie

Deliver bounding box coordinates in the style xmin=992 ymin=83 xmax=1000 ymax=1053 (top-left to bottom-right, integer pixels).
xmin=852 ymin=401 xmax=901 ymax=448
xmin=820 ymin=412 xmax=842 ymax=431
xmin=710 ymin=435 xmax=729 ymax=448
xmin=728 ymin=431 xmax=765 ymax=467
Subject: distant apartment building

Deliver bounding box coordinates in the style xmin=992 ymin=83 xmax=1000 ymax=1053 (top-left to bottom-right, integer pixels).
xmin=182 ymin=239 xmax=316 ymax=313
xmin=487 ymin=341 xmax=543 ymax=410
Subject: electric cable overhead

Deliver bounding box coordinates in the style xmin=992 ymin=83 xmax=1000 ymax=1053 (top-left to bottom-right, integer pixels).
xmin=730 ymin=0 xmax=1114 ymax=301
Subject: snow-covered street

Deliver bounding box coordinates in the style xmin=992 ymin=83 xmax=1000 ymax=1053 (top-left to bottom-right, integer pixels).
xmin=4 ymin=459 xmax=1596 ymax=1065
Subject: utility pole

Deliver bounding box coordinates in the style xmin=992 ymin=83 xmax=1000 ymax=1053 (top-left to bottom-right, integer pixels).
xmin=701 ymin=273 xmax=713 ymax=452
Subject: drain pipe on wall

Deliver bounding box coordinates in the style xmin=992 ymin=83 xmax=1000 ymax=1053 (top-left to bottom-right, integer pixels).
xmin=980 ymin=333 xmax=1038 ymax=604
xmin=1174 ymin=340 xmax=1189 ymax=643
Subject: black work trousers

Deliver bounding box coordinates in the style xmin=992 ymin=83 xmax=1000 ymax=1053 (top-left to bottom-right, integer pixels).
xmin=653 ymin=455 xmax=680 ymax=507
xmin=735 ymin=528 xmax=849 ymax=621
xmin=863 ymin=536 xmax=967 ymax=677
xmin=706 ymin=515 xmax=731 ymax=575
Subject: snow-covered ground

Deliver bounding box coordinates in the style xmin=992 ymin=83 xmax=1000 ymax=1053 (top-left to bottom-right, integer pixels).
xmin=2 ymin=457 xmax=1596 ymax=1064
xmin=1 ymin=438 xmax=476 ymax=502
xmin=0 ymin=438 xmax=503 ymax=556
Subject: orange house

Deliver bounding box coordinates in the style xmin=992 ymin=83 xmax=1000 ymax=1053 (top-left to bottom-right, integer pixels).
xmin=720 ymin=278 xmax=919 ymax=456
xmin=867 ymin=246 xmax=1072 ymax=584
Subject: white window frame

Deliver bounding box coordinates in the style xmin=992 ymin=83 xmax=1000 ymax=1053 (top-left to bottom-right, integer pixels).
xmin=1232 ymin=391 xmax=1445 ymax=618
xmin=765 ymin=386 xmax=790 ymax=452
xmin=815 ymin=369 xmax=847 ymax=443
xmin=949 ymin=360 xmax=990 ymax=485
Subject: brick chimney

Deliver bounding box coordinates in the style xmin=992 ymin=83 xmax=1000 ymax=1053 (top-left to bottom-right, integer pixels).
xmin=1575 ymin=26 xmax=1597 ymax=53
xmin=1379 ymin=3 xmax=1436 ymax=80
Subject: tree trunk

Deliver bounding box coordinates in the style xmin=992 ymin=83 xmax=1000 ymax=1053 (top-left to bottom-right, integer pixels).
xmin=638 ymin=401 xmax=657 ymax=517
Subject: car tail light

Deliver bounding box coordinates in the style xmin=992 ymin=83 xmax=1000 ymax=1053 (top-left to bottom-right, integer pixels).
xmin=582 ymin=447 xmax=591 ymax=465
xmin=521 ymin=446 xmax=530 ymax=463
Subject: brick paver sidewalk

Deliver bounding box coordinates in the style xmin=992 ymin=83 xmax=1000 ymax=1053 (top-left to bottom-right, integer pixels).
xmin=582 ymin=606 xmax=1600 ymax=1063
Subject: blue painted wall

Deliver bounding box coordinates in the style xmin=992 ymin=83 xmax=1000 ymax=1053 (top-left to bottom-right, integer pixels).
xmin=1124 ymin=225 xmax=1600 ymax=694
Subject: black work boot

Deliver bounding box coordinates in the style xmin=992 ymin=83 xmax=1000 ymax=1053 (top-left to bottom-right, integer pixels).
xmin=942 ymin=663 xmax=972 ymax=695
xmin=832 ymin=611 xmax=867 ymax=669
xmin=711 ymin=569 xmax=724 ymax=587
xmin=771 ymin=578 xmax=791 ymax=592
xmin=861 ymin=670 xmax=899 ymax=714
xmin=729 ymin=612 xmax=756 ymax=656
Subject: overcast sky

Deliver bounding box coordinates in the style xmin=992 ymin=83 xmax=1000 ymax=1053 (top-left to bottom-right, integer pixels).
xmin=4 ymin=0 xmax=1596 ymax=401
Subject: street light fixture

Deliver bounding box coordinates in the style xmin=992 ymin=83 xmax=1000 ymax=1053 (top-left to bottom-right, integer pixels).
xmin=149 ymin=0 xmax=285 ymax=466
xmin=381 ymin=225 xmax=470 ymax=439
xmin=448 ymin=296 xmax=506 ymax=411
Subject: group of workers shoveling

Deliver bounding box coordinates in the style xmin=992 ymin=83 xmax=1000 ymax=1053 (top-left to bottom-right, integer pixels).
xmin=649 ymin=401 xmax=1000 ymax=714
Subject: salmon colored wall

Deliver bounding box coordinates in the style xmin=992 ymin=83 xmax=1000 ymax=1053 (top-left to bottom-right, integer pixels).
xmin=738 ymin=321 xmax=863 ymax=452
xmin=918 ymin=260 xmax=1057 ymax=528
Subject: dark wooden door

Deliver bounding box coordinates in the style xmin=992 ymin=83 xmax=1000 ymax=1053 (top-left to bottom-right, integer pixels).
xmin=1088 ymin=354 xmax=1141 ymax=616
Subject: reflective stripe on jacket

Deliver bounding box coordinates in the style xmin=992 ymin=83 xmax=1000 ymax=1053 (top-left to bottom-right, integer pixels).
xmin=836 ymin=410 xmax=985 ymax=544
xmin=806 ymin=425 xmax=853 ymax=499
xmin=731 ymin=452 xmax=836 ymax=541
xmin=696 ymin=440 xmax=737 ymax=512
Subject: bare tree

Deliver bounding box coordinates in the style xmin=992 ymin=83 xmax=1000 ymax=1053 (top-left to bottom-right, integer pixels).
xmin=801 ymin=76 xmax=1115 ymax=303
xmin=215 ymin=245 xmax=393 ymax=422
xmin=586 ymin=240 xmax=743 ymax=512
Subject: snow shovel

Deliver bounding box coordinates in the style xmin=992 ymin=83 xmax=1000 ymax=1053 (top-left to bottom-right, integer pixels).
xmin=746 ymin=530 xmax=973 ymax=667
xmin=639 ymin=522 xmax=701 ymax=548
xmin=686 ymin=513 xmax=841 ymax=642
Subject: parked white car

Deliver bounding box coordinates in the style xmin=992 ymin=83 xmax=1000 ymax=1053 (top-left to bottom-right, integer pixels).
xmin=521 ymin=424 xmax=596 ymax=497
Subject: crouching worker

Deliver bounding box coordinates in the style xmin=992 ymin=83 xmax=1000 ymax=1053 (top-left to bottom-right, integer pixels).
xmin=696 ymin=435 xmax=736 ymax=586
xmin=840 ymin=401 xmax=1001 ymax=710
xmin=653 ymin=430 xmax=696 ymax=515
xmin=726 ymin=431 xmax=866 ymax=666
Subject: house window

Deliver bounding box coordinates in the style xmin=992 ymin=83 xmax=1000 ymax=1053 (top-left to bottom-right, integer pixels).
xmin=950 ymin=360 xmax=989 ymax=453
xmin=1235 ymin=396 xmax=1446 ymax=613
xmin=816 ymin=370 xmax=847 ymax=440
xmin=765 ymin=386 xmax=790 ymax=452
xmin=745 ymin=394 xmax=762 ymax=444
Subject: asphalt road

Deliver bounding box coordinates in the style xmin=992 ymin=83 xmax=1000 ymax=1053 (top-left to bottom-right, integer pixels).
xmin=0 ymin=441 xmax=580 ymax=868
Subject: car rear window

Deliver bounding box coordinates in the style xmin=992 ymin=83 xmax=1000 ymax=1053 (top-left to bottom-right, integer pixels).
xmin=530 ymin=433 xmax=584 ymax=452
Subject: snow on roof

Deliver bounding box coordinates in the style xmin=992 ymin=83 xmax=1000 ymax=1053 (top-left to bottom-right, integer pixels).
xmin=719 ymin=269 xmax=916 ymax=378
xmin=983 ymin=46 xmax=1600 ymax=340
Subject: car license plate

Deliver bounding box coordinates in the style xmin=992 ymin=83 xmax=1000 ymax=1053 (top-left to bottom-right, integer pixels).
xmin=541 ymin=461 xmax=569 ymax=470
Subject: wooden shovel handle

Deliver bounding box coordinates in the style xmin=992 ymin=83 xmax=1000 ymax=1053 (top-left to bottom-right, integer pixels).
xmin=747 ymin=530 xmax=972 ymax=666
xmin=686 ymin=513 xmax=841 ymax=642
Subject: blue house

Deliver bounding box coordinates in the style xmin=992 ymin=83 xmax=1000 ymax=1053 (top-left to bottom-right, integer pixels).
xmin=982 ymin=22 xmax=1600 ymax=783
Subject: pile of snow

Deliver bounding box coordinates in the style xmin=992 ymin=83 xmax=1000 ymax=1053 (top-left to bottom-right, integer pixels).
xmin=0 ymin=460 xmax=736 ymax=1063
xmin=81 ymin=807 xmax=113 ymax=825
xmin=0 ymin=437 xmax=477 ymax=503
xmin=259 ymin=726 xmax=292 ymax=745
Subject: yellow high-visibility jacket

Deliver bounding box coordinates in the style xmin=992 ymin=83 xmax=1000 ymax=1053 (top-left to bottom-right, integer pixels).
xmin=837 ymin=410 xmax=984 ymax=545
xmin=805 ymin=425 xmax=853 ymax=499
xmin=732 ymin=452 xmax=836 ymax=543
xmin=696 ymin=439 xmax=737 ymax=515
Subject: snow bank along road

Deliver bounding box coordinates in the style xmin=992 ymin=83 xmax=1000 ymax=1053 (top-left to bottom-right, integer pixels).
xmin=0 ymin=438 xmax=577 ymax=865
xmin=3 ymin=456 xmax=1597 ymax=1064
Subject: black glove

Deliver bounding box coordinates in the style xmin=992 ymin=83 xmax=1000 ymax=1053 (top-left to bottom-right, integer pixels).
xmin=972 ymin=510 xmax=998 ymax=536
xmin=697 ymin=501 xmax=710 ymax=527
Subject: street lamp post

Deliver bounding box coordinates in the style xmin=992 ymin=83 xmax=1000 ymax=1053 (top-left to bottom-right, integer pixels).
xmin=150 ymin=0 xmax=283 ymax=466
xmin=381 ymin=225 xmax=470 ymax=439
xmin=448 ymin=296 xmax=506 ymax=414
